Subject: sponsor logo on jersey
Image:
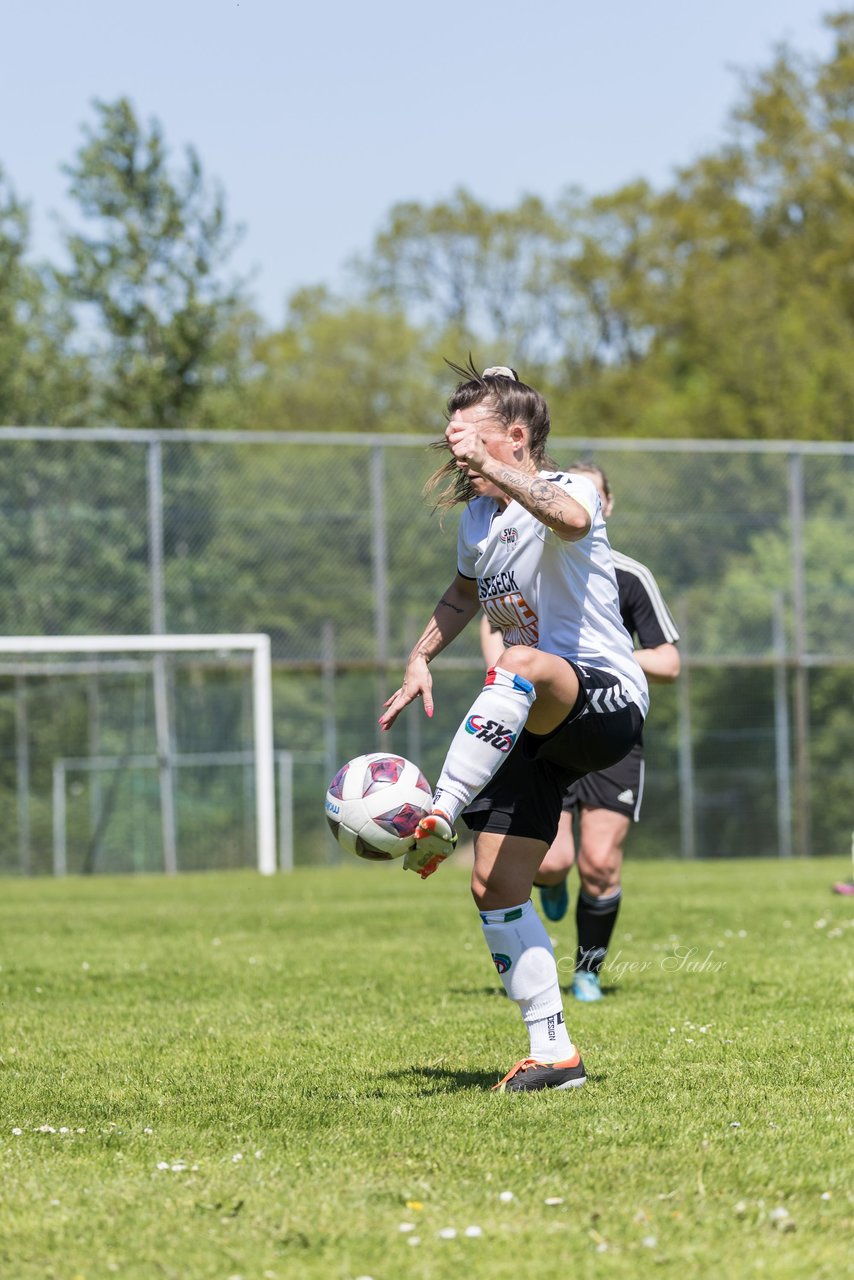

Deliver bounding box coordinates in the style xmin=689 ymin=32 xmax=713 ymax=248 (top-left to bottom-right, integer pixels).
xmin=478 ymin=570 xmax=519 ymax=600
xmin=617 ymin=789 xmax=635 ymax=805
xmin=498 ymin=526 xmax=518 ymax=546
xmin=464 ymin=716 xmax=517 ymax=752
xmin=492 ymin=952 xmax=512 ymax=974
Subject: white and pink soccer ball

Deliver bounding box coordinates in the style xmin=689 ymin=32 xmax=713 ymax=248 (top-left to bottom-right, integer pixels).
xmin=325 ymin=753 xmax=432 ymax=860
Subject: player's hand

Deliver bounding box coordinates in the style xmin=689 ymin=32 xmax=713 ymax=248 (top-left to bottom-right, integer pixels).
xmin=378 ymin=655 xmax=433 ymax=731
xmin=403 ymin=812 xmax=457 ymax=878
xmin=446 ymin=412 xmax=489 ymax=475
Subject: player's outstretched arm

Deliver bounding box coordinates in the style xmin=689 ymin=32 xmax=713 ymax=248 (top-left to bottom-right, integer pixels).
xmin=634 ymin=642 xmax=681 ymax=683
xmin=379 ymin=575 xmax=480 ymax=730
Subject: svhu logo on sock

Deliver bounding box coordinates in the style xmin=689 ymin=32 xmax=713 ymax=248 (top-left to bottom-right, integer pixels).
xmin=465 ymin=715 xmax=517 ymax=752
xmin=492 ymin=952 xmax=512 ymax=974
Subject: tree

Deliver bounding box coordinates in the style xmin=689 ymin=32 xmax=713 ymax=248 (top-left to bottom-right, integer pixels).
xmin=0 ymin=167 xmax=88 ymax=425
xmin=58 ymin=97 xmax=254 ymax=430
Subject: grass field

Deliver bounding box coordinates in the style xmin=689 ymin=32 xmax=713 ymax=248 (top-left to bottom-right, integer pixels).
xmin=1 ymin=857 xmax=851 ymax=1280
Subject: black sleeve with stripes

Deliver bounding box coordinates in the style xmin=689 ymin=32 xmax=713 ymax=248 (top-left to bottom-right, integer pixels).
xmin=616 ymin=564 xmax=679 ymax=649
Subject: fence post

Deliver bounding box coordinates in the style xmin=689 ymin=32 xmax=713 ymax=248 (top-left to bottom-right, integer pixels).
xmin=772 ymin=592 xmax=793 ymax=858
xmin=15 ymin=676 xmax=30 ymax=875
xmin=787 ymin=452 xmax=811 ymax=856
xmin=322 ymin=621 xmax=340 ymax=861
xmin=147 ymin=440 xmax=178 ymax=874
xmin=370 ymin=443 xmax=389 ymax=748
xmin=676 ymin=596 xmax=696 ymax=860
xmin=277 ymin=750 xmax=294 ymax=872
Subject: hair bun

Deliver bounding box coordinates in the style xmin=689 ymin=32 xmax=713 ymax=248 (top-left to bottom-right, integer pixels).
xmin=482 ymin=365 xmax=518 ymax=380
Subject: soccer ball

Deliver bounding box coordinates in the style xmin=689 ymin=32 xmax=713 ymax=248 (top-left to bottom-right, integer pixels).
xmin=325 ymin=753 xmax=433 ymax=861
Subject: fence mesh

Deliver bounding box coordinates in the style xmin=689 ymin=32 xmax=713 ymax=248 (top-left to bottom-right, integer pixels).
xmin=1 ymin=430 xmax=851 ymax=872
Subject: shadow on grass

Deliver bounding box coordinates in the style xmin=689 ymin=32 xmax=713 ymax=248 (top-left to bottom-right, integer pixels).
xmin=375 ymin=1063 xmax=607 ymax=1095
xmin=450 ymin=983 xmax=622 ymax=1000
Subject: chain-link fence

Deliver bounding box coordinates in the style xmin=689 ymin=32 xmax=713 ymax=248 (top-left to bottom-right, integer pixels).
xmin=1 ymin=427 xmax=852 ymax=874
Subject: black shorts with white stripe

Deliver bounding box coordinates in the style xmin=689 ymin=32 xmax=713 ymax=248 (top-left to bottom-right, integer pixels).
xmin=562 ymin=741 xmax=645 ymax=822
xmin=463 ymin=660 xmax=644 ymax=845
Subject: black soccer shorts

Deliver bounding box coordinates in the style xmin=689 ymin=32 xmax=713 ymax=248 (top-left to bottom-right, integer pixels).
xmin=563 ymin=741 xmax=645 ymax=822
xmin=463 ymin=661 xmax=644 ymax=845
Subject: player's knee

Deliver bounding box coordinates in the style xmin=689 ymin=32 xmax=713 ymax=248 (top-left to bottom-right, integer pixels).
xmin=578 ymin=855 xmax=621 ymax=897
xmin=498 ymin=645 xmax=539 ymax=681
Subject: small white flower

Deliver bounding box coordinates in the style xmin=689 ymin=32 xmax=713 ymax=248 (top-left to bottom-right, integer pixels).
xmin=437 ymin=1227 xmax=457 ymax=1239
xmin=769 ymin=1206 xmax=789 ymax=1222
xmin=212 ymin=938 xmax=221 ymax=946
xmin=464 ymin=1225 xmax=483 ymax=1237
xmin=398 ymin=1223 xmax=415 ymax=1233
xmin=143 ymin=1127 xmax=153 ymax=1135
xmin=171 ymin=1163 xmax=187 ymax=1172
xmin=232 ymin=1152 xmax=243 ymax=1162
xmin=596 ymin=1241 xmax=609 ymax=1252
xmin=734 ymin=1200 xmax=748 ymax=1216
xmin=407 ymin=1237 xmax=421 ymax=1246
xmin=157 ymin=1161 xmax=169 ymax=1170
xmin=11 ymin=1128 xmax=21 ymax=1136
xmin=821 ymin=1192 xmax=831 ymax=1201
xmin=499 ymin=1190 xmax=514 ymax=1202
xmin=815 ymin=919 xmax=827 ymax=929
xmin=544 ymin=1197 xmax=564 ymax=1206
xmin=737 ymin=930 xmax=747 ymax=938
xmin=38 ymin=1125 xmax=56 ymax=1134
xmin=81 ymin=962 xmax=90 ymax=971
xmin=59 ymin=1127 xmax=69 ymax=1134
xmin=730 ymin=1121 xmax=741 ymax=1128
xmin=76 ymin=1128 xmax=86 ymax=1134
xmin=248 ymin=956 xmax=258 ymax=965
xmin=642 ymin=1235 xmax=657 ymax=1248
xmin=254 ymin=1150 xmax=263 ymax=1159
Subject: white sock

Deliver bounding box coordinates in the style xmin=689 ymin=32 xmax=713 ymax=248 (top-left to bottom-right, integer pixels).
xmin=480 ymin=899 xmax=575 ymax=1063
xmin=432 ymin=666 xmax=535 ymax=824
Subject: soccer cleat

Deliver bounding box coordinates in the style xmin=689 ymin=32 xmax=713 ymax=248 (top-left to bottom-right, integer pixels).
xmin=402 ymin=810 xmax=458 ymax=879
xmin=537 ymin=878 xmax=569 ymax=922
xmin=572 ymin=970 xmax=603 ymax=1002
xmin=492 ymin=1052 xmax=587 ymax=1093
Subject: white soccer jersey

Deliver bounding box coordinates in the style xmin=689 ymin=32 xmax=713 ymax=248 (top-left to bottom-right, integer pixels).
xmin=457 ymin=471 xmax=650 ymax=717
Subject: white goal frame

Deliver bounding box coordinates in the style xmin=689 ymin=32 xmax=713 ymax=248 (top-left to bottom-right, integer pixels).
xmin=0 ymin=634 xmax=278 ymax=875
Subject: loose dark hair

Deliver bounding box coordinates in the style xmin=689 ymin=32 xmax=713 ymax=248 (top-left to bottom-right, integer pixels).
xmin=424 ymin=358 xmax=553 ymax=511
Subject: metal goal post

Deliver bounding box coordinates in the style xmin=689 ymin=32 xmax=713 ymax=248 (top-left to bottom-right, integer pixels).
xmin=0 ymin=634 xmax=277 ymax=876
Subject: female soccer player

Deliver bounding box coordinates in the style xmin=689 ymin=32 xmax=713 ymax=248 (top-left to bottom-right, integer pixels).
xmin=482 ymin=462 xmax=681 ymax=1004
xmin=379 ymin=363 xmax=648 ymax=1092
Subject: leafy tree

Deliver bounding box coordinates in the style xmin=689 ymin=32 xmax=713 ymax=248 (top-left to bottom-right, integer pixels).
xmin=0 ymin=168 xmax=88 ymax=424
xmin=58 ymin=97 xmax=254 ymax=430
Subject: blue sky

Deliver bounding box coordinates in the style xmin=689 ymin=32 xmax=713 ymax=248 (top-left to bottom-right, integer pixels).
xmin=3 ymin=0 xmax=837 ymax=326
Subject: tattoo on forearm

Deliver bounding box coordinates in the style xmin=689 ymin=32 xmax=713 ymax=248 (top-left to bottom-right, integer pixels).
xmin=497 ymin=468 xmax=577 ymax=532
xmin=439 ymin=596 xmax=464 ymax=613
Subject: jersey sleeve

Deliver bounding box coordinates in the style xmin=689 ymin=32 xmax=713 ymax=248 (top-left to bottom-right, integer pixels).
xmin=559 ymin=471 xmax=598 ymax=521
xmin=618 ymin=562 xmax=680 ymax=648
xmin=456 ymin=504 xmax=479 ymax=578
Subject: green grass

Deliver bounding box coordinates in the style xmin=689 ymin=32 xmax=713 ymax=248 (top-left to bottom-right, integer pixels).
xmin=0 ymin=858 xmax=851 ymax=1280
